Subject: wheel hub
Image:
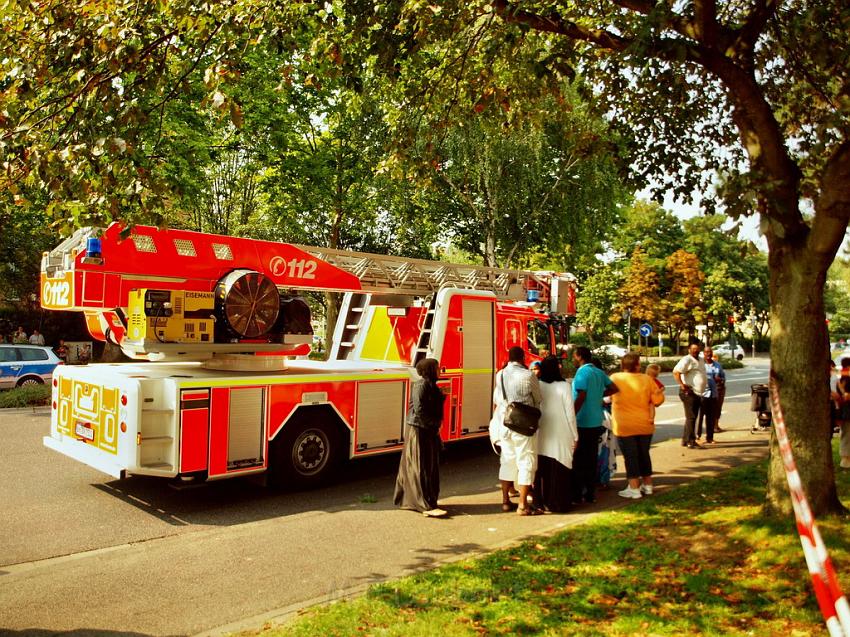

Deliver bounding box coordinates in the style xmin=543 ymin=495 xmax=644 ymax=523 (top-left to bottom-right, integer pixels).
xmin=294 ymin=432 xmax=327 ymax=474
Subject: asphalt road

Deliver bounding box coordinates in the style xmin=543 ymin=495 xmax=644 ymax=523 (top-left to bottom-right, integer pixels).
xmin=0 ymin=357 xmax=770 ymax=636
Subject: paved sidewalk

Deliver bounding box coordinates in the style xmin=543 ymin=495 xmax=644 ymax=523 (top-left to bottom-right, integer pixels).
xmin=204 ymin=424 xmax=771 ymax=637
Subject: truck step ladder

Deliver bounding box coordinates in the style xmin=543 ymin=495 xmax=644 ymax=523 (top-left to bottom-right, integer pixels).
xmin=412 ymin=295 xmax=439 ymax=367
xmin=329 ymin=293 xmax=371 ymax=360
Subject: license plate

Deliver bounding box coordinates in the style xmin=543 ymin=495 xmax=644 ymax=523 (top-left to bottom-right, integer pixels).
xmin=75 ymin=422 xmax=94 ymax=441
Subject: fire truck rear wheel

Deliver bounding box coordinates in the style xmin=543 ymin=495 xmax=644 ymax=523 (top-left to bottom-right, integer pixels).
xmin=269 ymin=416 xmax=344 ymax=489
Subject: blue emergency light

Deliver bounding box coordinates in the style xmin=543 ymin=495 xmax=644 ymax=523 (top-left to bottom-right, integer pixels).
xmin=86 ymin=237 xmax=102 ymax=258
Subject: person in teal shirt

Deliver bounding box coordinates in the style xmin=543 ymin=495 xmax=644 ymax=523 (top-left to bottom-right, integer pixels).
xmin=571 ymin=346 xmax=619 ymax=503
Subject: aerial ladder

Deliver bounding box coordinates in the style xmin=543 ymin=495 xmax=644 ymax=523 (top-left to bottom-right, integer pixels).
xmin=40 ymin=223 xmax=577 ymax=365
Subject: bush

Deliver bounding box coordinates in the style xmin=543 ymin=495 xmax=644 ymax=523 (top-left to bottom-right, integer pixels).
xmin=633 ymin=345 xmax=674 ymax=357
xmin=633 ymin=356 xmax=745 ymax=373
xmin=569 ymin=332 xmax=591 ymax=347
xmin=0 ymin=384 xmax=51 ymax=408
xmin=638 ymin=358 xmax=680 ymax=373
xmin=717 ymin=356 xmax=745 ymax=369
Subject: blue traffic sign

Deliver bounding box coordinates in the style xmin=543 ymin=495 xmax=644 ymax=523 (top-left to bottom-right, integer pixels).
xmin=639 ymin=323 xmax=652 ymax=337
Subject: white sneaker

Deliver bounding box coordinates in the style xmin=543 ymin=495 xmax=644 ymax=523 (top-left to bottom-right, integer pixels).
xmin=423 ymin=508 xmax=448 ymax=517
xmin=640 ymin=485 xmax=654 ymax=495
xmin=618 ymin=486 xmax=642 ymax=499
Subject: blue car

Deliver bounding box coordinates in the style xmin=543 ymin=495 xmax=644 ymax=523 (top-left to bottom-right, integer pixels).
xmin=0 ymin=344 xmax=62 ymax=389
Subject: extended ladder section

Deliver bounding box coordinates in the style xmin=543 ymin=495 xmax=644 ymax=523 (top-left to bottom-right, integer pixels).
xmin=294 ymin=244 xmax=568 ymax=303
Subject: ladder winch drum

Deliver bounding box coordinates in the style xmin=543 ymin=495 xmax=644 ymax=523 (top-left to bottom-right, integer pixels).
xmin=215 ymin=269 xmax=281 ymax=339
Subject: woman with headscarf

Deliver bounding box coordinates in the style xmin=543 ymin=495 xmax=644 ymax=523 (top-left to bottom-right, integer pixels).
xmin=533 ymin=355 xmax=578 ymax=512
xmin=394 ymin=358 xmax=448 ymax=517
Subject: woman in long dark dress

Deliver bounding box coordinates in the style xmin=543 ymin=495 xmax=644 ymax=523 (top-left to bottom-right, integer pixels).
xmin=394 ymin=358 xmax=447 ymax=517
xmin=533 ymin=355 xmax=578 ymax=512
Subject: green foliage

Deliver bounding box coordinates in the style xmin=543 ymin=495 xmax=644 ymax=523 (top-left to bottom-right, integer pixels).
xmin=0 ymin=204 xmax=57 ymax=303
xmin=632 ymin=345 xmax=675 ymax=358
xmin=0 ymin=384 xmax=51 ymax=408
xmin=584 ymin=202 xmax=769 ymax=353
xmin=684 ymin=215 xmax=769 ymax=337
xmin=639 ymin=357 xmax=680 ymax=373
xmin=425 ymin=92 xmax=627 ymax=269
xmin=576 ymin=262 xmax=622 ymax=343
xmin=610 ymin=200 xmax=685 ymax=266
xmin=826 ymin=259 xmax=850 ymax=334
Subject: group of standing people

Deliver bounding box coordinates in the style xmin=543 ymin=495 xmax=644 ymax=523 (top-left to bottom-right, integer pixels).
xmin=395 ymin=343 xmax=671 ymax=518
xmin=829 ymin=358 xmax=850 ymax=470
xmin=6 ymin=326 xmax=46 ymax=346
xmin=3 ymin=326 xmax=70 ymax=363
xmin=673 ymin=342 xmax=727 ymax=448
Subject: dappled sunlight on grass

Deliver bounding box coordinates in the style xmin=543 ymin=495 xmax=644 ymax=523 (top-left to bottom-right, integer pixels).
xmin=254 ymin=446 xmax=850 ymax=637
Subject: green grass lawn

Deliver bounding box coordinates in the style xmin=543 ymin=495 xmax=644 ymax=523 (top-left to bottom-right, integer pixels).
xmin=248 ymin=444 xmax=850 ymax=637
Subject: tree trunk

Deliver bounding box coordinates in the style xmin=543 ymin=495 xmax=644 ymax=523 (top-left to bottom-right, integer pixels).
xmin=764 ymin=240 xmax=846 ymax=516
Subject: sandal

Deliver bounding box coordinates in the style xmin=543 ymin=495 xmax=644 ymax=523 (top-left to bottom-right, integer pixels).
xmin=517 ymin=506 xmax=542 ymax=516
xmin=501 ymin=502 xmax=518 ymax=512
xmin=422 ymin=508 xmax=448 ymax=518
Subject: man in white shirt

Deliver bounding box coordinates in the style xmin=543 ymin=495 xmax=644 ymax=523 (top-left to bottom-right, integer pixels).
xmin=28 ymin=329 xmax=45 ymax=346
xmin=673 ymin=341 xmax=708 ymax=449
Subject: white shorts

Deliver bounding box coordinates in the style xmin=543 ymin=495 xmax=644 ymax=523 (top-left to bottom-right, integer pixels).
xmin=498 ymin=430 xmax=538 ymax=486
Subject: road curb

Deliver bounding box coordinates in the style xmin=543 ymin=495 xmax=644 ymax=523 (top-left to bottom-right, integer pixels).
xmin=0 ymin=406 xmax=50 ymax=415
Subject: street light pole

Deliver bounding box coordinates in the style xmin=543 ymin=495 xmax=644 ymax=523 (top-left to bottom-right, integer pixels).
xmin=626 ymin=308 xmax=632 ymax=351
xmin=750 ymin=309 xmax=757 ymax=359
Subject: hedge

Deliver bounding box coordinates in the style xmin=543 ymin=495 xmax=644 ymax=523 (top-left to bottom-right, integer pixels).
xmin=0 ymin=384 xmax=51 ymax=408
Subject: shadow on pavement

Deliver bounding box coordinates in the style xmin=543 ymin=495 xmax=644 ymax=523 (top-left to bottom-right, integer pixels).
xmin=88 ymin=438 xmax=497 ymax=527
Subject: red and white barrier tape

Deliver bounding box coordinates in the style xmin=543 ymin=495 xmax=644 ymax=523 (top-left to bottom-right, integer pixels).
xmin=769 ymin=373 xmax=850 ymax=637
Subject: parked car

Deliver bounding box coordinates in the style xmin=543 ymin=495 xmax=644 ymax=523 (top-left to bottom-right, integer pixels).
xmin=0 ymin=344 xmax=62 ymax=389
xmin=713 ymin=342 xmax=745 ymax=360
xmin=593 ymin=344 xmax=627 ymax=358
xmin=833 ymin=349 xmax=850 ymax=369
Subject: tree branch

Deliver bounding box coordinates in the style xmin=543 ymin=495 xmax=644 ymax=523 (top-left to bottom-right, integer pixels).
xmin=493 ymin=0 xmax=802 ymax=239
xmin=809 ymin=140 xmax=850 ymax=257
xmin=694 ymin=0 xmax=718 ymax=43
xmin=700 ymin=53 xmax=802 ymax=232
xmin=731 ymin=0 xmax=779 ymax=57
xmin=493 ymin=0 xmax=709 ymax=66
xmin=492 ymin=0 xmax=630 ymax=51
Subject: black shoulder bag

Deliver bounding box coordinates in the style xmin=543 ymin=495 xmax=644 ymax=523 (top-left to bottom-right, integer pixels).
xmin=500 ymin=373 xmax=541 ymax=436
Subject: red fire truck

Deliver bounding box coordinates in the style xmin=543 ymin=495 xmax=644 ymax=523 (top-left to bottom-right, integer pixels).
xmin=40 ymin=224 xmax=576 ymax=487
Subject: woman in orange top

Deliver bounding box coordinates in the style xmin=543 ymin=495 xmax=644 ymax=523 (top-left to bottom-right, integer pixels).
xmin=610 ymin=353 xmax=666 ymax=499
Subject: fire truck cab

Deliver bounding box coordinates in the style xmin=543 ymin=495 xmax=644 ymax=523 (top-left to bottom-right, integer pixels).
xmin=40 ymin=225 xmax=576 ymax=487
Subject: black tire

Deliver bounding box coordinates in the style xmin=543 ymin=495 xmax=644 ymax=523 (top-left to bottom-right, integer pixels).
xmin=737 ymin=354 xmax=744 ymax=361
xmin=16 ymin=376 xmax=43 ymax=388
xmin=268 ymin=411 xmax=346 ymax=489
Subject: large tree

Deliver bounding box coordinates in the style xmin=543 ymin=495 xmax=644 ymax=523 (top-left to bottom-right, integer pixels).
xmin=427 ymin=96 xmax=626 ymax=268
xmin=340 ymin=0 xmax=848 ymax=515
xmin=616 ymin=247 xmax=661 ymax=335
xmin=661 ymin=249 xmax=706 ymax=347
